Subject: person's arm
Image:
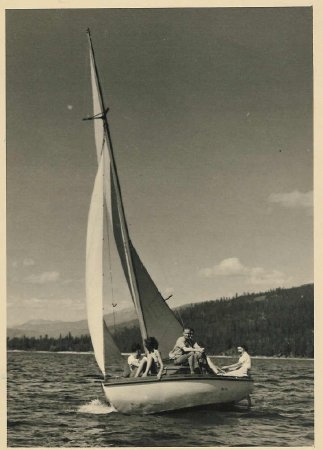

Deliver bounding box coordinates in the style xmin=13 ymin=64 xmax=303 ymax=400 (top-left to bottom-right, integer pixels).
xmin=156 ymin=350 xmax=164 ymax=380
xmin=193 ymin=342 xmax=205 ymax=352
xmin=227 ymin=353 xmax=249 ymax=371
xmin=181 ymin=340 xmax=204 ymax=352
xmin=176 ymin=336 xmax=204 ymax=353
xmin=222 ymin=361 xmax=242 ymax=371
xmin=182 ymin=343 xmax=205 ymax=352
xmin=182 ymin=345 xmax=199 ymax=352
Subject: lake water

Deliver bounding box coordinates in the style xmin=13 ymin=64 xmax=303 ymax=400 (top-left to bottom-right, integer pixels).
xmin=7 ymin=352 xmax=314 ymax=447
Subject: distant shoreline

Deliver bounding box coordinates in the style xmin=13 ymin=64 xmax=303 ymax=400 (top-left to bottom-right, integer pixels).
xmin=6 ymin=350 xmax=314 ymax=361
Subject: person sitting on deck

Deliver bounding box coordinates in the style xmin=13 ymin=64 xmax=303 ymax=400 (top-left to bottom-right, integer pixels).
xmin=221 ymin=344 xmax=251 ymax=377
xmin=169 ymin=327 xmax=210 ymax=374
xmin=123 ymin=343 xmax=147 ymax=377
xmin=135 ymin=337 xmax=164 ymax=380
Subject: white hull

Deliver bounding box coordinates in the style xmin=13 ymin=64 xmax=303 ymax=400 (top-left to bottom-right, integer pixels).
xmin=102 ymin=374 xmax=254 ymax=414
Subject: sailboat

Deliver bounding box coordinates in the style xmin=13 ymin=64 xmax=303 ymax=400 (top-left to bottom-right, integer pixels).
xmin=85 ymin=29 xmax=253 ymax=414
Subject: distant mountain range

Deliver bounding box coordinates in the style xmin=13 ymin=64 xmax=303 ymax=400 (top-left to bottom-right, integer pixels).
xmin=7 ymin=307 xmax=138 ymax=339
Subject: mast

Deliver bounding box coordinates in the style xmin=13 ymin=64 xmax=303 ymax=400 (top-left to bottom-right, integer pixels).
xmin=86 ymin=29 xmax=148 ymax=344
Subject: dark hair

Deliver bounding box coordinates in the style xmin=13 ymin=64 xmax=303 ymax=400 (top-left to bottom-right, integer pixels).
xmin=144 ymin=336 xmax=159 ymax=352
xmin=131 ymin=343 xmax=142 ymax=353
xmin=240 ymin=344 xmax=248 ymax=352
xmin=183 ymin=327 xmax=194 ymax=333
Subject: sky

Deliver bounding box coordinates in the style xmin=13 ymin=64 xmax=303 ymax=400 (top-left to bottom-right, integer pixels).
xmin=6 ymin=7 xmax=313 ymax=327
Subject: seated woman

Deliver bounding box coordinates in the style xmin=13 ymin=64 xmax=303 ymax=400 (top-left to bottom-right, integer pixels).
xmin=135 ymin=337 xmax=164 ymax=380
xmin=123 ymin=343 xmax=147 ymax=377
xmin=222 ymin=344 xmax=251 ymax=377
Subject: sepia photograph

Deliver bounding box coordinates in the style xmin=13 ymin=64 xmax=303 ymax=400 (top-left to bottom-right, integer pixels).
xmin=5 ymin=5 xmax=315 ymax=447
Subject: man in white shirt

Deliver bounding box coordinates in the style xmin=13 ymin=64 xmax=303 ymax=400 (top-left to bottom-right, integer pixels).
xmin=169 ymin=328 xmax=206 ymax=374
xmin=222 ymin=344 xmax=251 ymax=377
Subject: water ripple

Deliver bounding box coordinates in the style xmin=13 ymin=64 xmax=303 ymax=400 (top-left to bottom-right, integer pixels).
xmin=7 ymin=352 xmax=314 ymax=447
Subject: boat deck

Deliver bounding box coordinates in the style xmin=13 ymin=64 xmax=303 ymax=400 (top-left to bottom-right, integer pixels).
xmin=104 ymin=373 xmax=253 ymax=386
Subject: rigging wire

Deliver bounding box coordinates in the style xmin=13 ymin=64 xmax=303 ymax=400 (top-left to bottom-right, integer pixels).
xmin=101 ymin=137 xmax=117 ymax=321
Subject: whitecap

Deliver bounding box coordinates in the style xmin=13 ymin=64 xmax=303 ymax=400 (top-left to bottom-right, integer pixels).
xmin=78 ymin=399 xmax=117 ymax=414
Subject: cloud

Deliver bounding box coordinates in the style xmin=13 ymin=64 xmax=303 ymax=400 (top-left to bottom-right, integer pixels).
xmin=62 ymin=277 xmax=83 ymax=285
xmin=199 ymin=257 xmax=248 ymax=277
xmin=10 ymin=258 xmax=35 ymax=269
xmin=24 ymin=271 xmax=60 ymax=284
xmin=199 ymin=257 xmax=291 ymax=288
xmin=22 ymin=298 xmax=45 ymax=308
xmin=247 ymin=267 xmax=291 ymax=286
xmin=23 ymin=258 xmax=35 ymax=267
xmin=268 ymin=190 xmax=313 ymax=210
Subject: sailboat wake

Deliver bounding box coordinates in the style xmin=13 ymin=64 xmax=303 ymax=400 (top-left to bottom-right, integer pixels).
xmin=78 ymin=399 xmax=117 ymax=415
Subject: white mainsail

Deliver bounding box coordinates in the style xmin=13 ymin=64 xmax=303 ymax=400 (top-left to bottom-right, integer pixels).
xmin=87 ymin=42 xmax=126 ymax=375
xmin=86 ymin=153 xmax=105 ymax=376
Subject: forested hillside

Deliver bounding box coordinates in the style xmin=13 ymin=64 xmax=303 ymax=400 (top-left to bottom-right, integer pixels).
xmin=174 ymin=283 xmax=313 ymax=357
xmin=111 ymin=283 xmax=313 ymax=357
xmin=7 ymin=284 xmax=313 ymax=357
